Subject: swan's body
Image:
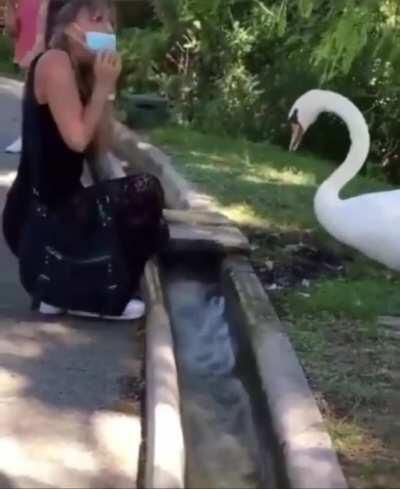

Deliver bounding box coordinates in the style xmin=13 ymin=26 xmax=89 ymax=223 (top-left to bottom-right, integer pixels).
xmin=315 ymin=187 xmax=400 ymax=270
xmin=289 ymin=89 xmax=400 ymax=270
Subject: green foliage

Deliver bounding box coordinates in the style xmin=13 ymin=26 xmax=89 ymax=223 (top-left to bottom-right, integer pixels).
xmin=119 ymin=0 xmax=400 ymax=182
xmin=0 ymin=35 xmax=16 ymax=75
xmin=0 ymin=34 xmax=13 ymax=60
xmin=119 ymin=27 xmax=169 ymax=94
xmin=311 ymin=5 xmax=371 ymax=81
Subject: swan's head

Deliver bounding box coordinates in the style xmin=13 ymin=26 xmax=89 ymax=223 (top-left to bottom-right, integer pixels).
xmin=288 ymin=89 xmax=326 ymax=151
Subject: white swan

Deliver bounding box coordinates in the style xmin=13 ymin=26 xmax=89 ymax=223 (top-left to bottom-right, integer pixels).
xmin=288 ymin=89 xmax=400 ymax=270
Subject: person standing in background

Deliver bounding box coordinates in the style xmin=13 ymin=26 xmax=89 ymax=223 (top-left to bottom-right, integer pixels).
xmin=4 ymin=0 xmax=49 ymax=153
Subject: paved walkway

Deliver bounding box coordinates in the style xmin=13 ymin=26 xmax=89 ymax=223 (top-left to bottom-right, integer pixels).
xmin=0 ymin=77 xmax=142 ymax=488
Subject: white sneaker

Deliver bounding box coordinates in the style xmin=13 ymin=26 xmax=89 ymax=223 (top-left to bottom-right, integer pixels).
xmin=39 ymin=302 xmax=64 ymax=315
xmin=39 ymin=299 xmax=146 ymax=321
xmin=120 ymin=298 xmax=146 ymax=320
xmin=39 ymin=299 xmax=145 ymax=320
xmin=68 ymin=298 xmax=145 ymax=321
xmin=5 ymin=137 xmax=22 ymax=154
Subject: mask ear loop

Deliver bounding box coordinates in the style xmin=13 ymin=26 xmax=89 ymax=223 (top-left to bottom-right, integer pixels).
xmin=65 ymin=23 xmax=89 ymax=51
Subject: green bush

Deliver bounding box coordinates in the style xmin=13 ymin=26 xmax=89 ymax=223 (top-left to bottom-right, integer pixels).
xmin=0 ymin=34 xmax=16 ymax=75
xmin=118 ymin=0 xmax=400 ymax=182
xmin=0 ymin=34 xmax=13 ymax=61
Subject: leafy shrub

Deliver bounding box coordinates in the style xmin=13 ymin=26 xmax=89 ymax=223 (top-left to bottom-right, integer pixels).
xmin=0 ymin=34 xmax=13 ymax=62
xmin=119 ymin=0 xmax=400 ymax=182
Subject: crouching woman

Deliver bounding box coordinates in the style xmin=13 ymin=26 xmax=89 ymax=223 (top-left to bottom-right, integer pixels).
xmin=3 ymin=0 xmax=169 ymax=320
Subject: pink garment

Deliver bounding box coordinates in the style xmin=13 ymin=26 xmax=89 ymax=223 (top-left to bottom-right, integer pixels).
xmin=14 ymin=0 xmax=47 ymax=68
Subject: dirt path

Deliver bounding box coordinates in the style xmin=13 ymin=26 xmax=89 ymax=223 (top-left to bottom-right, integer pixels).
xmin=0 ymin=77 xmax=143 ymax=488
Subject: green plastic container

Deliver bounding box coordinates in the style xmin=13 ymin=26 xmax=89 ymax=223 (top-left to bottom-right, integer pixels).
xmin=121 ymin=94 xmax=171 ymax=130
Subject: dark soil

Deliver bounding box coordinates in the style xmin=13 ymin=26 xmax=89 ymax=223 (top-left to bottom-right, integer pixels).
xmin=244 ymin=227 xmax=347 ymax=290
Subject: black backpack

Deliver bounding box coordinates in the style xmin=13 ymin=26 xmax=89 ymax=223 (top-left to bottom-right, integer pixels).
xmin=22 ymin=188 xmax=132 ymax=316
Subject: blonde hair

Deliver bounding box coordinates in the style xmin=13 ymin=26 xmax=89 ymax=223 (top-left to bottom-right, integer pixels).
xmin=49 ymin=0 xmax=115 ymax=50
xmin=48 ymin=0 xmax=116 ymax=102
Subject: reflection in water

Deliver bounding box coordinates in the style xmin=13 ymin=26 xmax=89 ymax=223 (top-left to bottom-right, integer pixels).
xmin=163 ymin=260 xmax=266 ymax=489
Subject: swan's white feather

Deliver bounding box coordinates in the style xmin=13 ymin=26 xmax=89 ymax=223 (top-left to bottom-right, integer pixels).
xmin=291 ymin=89 xmax=400 ymax=271
xmin=315 ymin=189 xmax=400 ymax=269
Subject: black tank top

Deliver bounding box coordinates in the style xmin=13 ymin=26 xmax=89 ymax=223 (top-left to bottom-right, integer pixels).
xmin=21 ymin=53 xmax=84 ymax=208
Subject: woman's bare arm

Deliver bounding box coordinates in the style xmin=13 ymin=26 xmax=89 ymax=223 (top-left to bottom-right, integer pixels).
xmin=36 ymin=49 xmax=120 ymax=153
xmin=93 ymin=102 xmax=114 ymax=157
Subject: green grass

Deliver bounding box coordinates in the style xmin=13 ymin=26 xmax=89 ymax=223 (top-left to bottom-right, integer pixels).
xmin=0 ymin=61 xmax=17 ymax=76
xmin=152 ymin=126 xmax=390 ymax=230
xmin=0 ymin=34 xmax=15 ymax=76
xmin=151 ymin=125 xmax=400 ymax=488
xmin=283 ymin=278 xmax=400 ymax=319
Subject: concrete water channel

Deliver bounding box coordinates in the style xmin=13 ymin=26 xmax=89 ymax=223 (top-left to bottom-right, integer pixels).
xmin=115 ymin=123 xmax=349 ymax=489
xmin=0 ymin=76 xmax=347 ymax=488
xmin=162 ymin=253 xmax=278 ymax=488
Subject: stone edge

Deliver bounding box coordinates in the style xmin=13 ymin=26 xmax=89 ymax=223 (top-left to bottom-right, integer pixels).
xmin=221 ymin=256 xmax=348 ymax=489
xmin=112 ymin=123 xmax=348 ymax=488
xmin=142 ymin=260 xmax=185 ymax=489
xmin=113 ymin=121 xmax=216 ymax=210
xmin=91 ymin=141 xmax=186 ymax=489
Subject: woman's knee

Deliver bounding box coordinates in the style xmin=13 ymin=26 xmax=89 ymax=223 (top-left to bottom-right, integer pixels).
xmin=136 ymin=172 xmax=163 ymax=193
xmin=126 ymin=173 xmax=165 ymax=209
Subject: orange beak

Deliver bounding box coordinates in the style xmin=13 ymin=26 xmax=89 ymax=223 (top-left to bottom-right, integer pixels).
xmin=289 ymin=122 xmax=304 ymax=152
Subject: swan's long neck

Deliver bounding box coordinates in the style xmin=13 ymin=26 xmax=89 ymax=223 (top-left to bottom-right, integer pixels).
xmin=317 ymin=93 xmax=370 ymax=200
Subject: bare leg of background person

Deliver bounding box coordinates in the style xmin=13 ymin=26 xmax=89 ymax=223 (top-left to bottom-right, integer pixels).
xmin=5 ymin=69 xmax=24 ymax=154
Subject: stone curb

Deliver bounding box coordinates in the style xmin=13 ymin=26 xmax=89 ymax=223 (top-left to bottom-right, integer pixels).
xmin=91 ymin=145 xmax=185 ymax=489
xmin=113 ymin=123 xmax=348 ymax=489
xmin=142 ymin=260 xmax=185 ymax=489
xmin=113 ymin=121 xmax=215 ymax=210
xmin=221 ymin=256 xmax=348 ymax=489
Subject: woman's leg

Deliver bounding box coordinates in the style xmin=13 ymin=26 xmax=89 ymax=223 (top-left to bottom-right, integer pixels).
xmin=69 ymin=173 xmax=169 ymax=290
xmin=112 ymin=173 xmax=169 ymax=289
xmin=34 ymin=174 xmax=168 ymax=319
xmin=5 ymin=69 xmax=25 ymax=153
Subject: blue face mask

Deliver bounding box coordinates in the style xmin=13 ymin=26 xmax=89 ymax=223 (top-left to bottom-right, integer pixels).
xmin=85 ymin=31 xmax=117 ymax=52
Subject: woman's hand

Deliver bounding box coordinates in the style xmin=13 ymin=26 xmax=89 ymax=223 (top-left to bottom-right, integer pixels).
xmin=94 ymin=51 xmax=122 ymax=95
xmin=39 ymin=49 xmax=119 ymax=153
